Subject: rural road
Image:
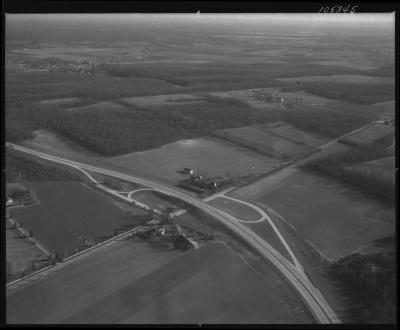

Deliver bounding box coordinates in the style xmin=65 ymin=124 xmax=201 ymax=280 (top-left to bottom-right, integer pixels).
xmin=232 ymin=121 xmax=375 ymax=199
xmin=6 ymin=142 xmax=340 ymax=324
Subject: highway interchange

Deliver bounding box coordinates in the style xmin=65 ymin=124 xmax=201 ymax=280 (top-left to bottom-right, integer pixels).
xmin=6 ymin=142 xmax=340 ymax=324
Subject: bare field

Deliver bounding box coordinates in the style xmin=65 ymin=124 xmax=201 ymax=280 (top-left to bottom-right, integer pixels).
xmin=109 ymin=136 xmax=281 ymax=184
xmin=255 ymin=170 xmax=395 ymax=260
xmin=215 ymin=126 xmax=314 ymax=161
xmin=7 ymin=241 xmax=311 ymax=324
xmin=6 ymin=240 xmax=183 ymax=324
xmin=264 ymin=123 xmax=329 ymax=148
xmin=12 ymin=182 xmax=142 ymax=255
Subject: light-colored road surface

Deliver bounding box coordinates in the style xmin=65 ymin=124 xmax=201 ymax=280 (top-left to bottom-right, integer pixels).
xmin=5 ymin=142 xmax=340 ymax=324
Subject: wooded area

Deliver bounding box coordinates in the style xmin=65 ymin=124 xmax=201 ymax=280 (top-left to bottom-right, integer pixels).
xmin=329 ymin=235 xmax=395 ymax=323
xmin=6 ymin=152 xmax=82 ymax=182
xmin=304 ymin=136 xmax=395 ymax=203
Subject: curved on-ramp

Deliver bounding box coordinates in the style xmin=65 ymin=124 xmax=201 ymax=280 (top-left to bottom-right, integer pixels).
xmin=5 ymin=143 xmax=340 ymax=324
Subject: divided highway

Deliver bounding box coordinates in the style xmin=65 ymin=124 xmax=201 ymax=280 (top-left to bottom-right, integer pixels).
xmin=6 ymin=142 xmax=340 ymax=324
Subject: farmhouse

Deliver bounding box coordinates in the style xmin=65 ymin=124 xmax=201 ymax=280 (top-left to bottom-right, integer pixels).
xmin=182 ymin=167 xmax=194 ymax=175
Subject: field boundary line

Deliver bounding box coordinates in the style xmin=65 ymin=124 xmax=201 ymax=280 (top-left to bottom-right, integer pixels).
xmin=6 ymin=225 xmax=147 ymax=293
xmin=6 ymin=217 xmax=52 ymax=257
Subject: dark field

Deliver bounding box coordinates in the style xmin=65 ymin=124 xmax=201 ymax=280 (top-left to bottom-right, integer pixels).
xmin=341 ymin=124 xmax=395 ymax=147
xmin=7 ymin=241 xmax=311 ymax=324
xmin=12 ymin=182 xmax=144 ymax=255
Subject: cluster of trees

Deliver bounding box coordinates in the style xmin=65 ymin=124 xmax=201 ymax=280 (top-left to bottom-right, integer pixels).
xmin=329 ymin=236 xmax=395 ymax=323
xmin=297 ymin=81 xmax=394 ymax=104
xmin=44 ymin=97 xmax=281 ymax=156
xmin=304 ymin=137 xmax=395 ymax=203
xmin=282 ymin=106 xmax=373 ymax=138
xmin=6 ymin=152 xmax=82 ymax=183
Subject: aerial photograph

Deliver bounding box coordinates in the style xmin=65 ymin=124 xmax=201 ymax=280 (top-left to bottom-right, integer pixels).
xmin=4 ymin=9 xmax=396 ymax=325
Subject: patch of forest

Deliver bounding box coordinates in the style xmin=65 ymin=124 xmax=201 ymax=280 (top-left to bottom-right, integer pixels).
xmin=328 ymin=235 xmax=395 ymax=323
xmin=42 ymin=96 xmax=282 ymax=156
xmin=303 ymin=134 xmax=395 ymax=203
xmin=6 ymin=151 xmax=83 ymax=183
xmin=281 ymin=105 xmax=374 ymax=138
xmin=294 ymin=81 xmax=394 ymax=104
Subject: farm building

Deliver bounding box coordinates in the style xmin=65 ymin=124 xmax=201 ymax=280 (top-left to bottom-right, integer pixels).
xmin=182 ymin=168 xmax=194 ymax=175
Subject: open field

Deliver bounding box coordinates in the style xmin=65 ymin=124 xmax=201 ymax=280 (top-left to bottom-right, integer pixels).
xmin=278 ymin=75 xmax=394 ymax=85
xmin=11 ymin=182 xmax=144 ymax=255
xmin=266 ymin=123 xmax=329 ymax=148
xmin=207 ymin=197 xmax=261 ymax=222
xmin=121 ymin=93 xmax=203 ymax=107
xmin=110 ymin=136 xmax=281 ymax=184
xmin=340 ymin=124 xmax=395 ymax=147
xmin=255 ymin=170 xmax=395 ymax=260
xmin=6 ymin=218 xmax=48 ymax=282
xmin=214 ymin=126 xmax=314 ymax=161
xmin=6 ymin=241 xmax=311 ymax=324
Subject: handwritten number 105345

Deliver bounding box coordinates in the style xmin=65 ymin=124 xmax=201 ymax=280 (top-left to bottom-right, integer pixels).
xmin=319 ymin=5 xmax=358 ymax=13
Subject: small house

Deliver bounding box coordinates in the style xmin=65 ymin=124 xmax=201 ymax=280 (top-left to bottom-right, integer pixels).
xmin=183 ymin=168 xmax=194 ymax=175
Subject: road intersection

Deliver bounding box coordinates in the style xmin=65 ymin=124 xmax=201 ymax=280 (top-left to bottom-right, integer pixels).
xmin=6 ymin=142 xmax=340 ymax=324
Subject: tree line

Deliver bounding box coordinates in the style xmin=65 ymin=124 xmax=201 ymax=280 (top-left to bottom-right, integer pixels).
xmin=43 ymin=97 xmax=281 ymax=156
xmin=303 ymin=137 xmax=395 ymax=203
xmin=6 ymin=152 xmax=82 ymax=183
xmin=328 ymin=236 xmax=395 ymax=323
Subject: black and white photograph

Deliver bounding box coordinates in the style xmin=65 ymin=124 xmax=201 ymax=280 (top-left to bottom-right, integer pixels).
xmin=2 ymin=1 xmax=397 ymax=326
